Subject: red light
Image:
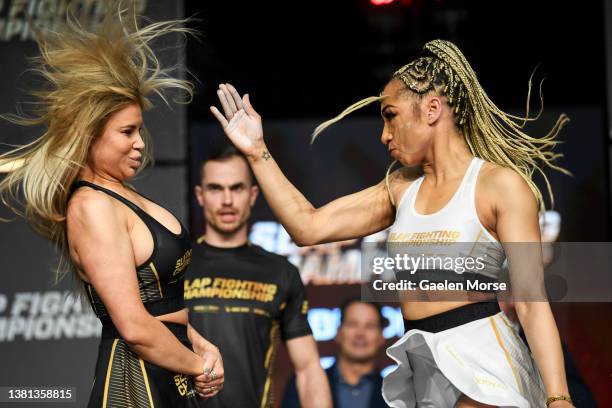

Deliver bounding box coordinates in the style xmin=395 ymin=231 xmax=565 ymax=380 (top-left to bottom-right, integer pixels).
xmin=370 ymin=0 xmax=395 ymax=5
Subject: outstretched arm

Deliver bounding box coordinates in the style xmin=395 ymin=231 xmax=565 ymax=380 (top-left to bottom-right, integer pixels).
xmin=492 ymin=168 xmax=572 ymax=408
xmin=210 ymin=83 xmax=395 ymax=245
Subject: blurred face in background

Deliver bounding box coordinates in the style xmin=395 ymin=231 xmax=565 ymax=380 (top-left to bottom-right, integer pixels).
xmin=336 ymin=302 xmax=385 ymax=363
xmin=195 ymin=155 xmax=258 ymax=236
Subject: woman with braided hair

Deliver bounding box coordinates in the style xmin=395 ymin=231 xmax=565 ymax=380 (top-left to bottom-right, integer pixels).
xmin=0 ymin=3 xmax=224 ymax=406
xmin=211 ymin=39 xmax=572 ymax=407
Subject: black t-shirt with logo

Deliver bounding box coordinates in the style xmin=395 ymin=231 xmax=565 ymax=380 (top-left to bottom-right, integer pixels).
xmin=185 ymin=241 xmax=312 ymax=408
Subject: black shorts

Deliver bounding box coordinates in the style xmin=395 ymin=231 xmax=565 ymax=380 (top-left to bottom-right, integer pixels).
xmin=88 ymin=322 xmax=202 ymax=408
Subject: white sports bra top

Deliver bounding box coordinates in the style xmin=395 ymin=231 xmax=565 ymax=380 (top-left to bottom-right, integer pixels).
xmin=388 ymin=157 xmax=505 ymax=283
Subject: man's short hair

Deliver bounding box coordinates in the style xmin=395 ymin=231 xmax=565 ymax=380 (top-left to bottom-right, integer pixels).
xmin=200 ymin=144 xmax=256 ymax=185
xmin=339 ymin=297 xmax=384 ymax=330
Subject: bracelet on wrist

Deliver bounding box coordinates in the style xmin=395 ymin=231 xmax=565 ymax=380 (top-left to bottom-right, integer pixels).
xmin=546 ymin=395 xmax=572 ymax=407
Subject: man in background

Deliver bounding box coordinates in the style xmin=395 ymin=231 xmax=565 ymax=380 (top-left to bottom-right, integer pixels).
xmin=186 ymin=145 xmax=331 ymax=408
xmin=282 ymin=298 xmax=387 ymax=408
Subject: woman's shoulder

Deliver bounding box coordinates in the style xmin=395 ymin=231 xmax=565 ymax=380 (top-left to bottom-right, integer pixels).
xmin=385 ymin=166 xmax=423 ymax=207
xmin=67 ymin=187 xmax=123 ymax=226
xmin=478 ymin=160 xmax=534 ymax=200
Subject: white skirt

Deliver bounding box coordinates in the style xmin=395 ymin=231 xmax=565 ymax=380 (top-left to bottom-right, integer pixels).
xmin=382 ymin=312 xmax=546 ymax=408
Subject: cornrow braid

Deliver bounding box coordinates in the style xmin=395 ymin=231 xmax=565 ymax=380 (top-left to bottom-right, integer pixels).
xmin=313 ymin=39 xmax=569 ymax=211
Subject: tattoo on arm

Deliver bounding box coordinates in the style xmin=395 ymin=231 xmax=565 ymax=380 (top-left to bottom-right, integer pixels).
xmin=262 ymin=150 xmax=271 ymax=161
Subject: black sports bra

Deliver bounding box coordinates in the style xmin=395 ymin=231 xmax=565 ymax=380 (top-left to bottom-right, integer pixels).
xmin=72 ymin=181 xmax=192 ymax=324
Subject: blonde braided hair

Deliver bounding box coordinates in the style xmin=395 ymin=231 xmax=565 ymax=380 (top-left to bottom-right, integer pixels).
xmin=313 ymin=39 xmax=569 ymax=210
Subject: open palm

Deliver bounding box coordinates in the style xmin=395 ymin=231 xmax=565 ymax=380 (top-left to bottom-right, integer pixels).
xmin=210 ymin=83 xmax=264 ymax=157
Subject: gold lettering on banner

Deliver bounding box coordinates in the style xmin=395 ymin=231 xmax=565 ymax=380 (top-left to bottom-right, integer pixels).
xmin=0 ymin=0 xmax=148 ymax=42
xmin=184 ymin=277 xmax=277 ymax=303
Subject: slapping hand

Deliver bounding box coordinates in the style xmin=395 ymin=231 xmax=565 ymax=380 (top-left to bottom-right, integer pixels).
xmin=210 ymin=83 xmax=264 ymax=158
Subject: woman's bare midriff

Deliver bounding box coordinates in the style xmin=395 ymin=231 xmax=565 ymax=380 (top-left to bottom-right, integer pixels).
xmin=400 ymin=290 xmax=497 ymax=320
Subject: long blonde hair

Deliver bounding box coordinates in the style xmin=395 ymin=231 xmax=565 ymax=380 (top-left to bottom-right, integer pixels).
xmin=0 ymin=2 xmax=194 ymax=282
xmin=312 ymin=39 xmax=569 ymax=210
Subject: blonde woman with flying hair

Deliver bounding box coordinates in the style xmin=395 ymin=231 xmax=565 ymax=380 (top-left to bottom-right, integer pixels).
xmin=0 ymin=3 xmax=224 ymax=407
xmin=211 ymin=40 xmax=573 ymax=408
